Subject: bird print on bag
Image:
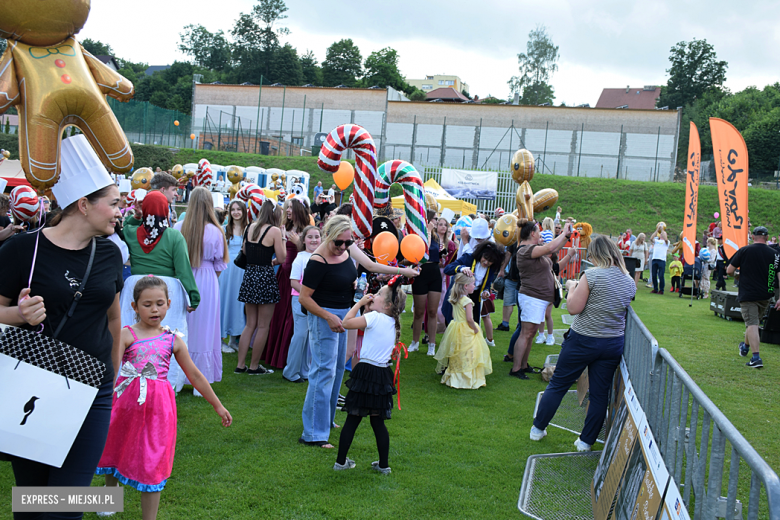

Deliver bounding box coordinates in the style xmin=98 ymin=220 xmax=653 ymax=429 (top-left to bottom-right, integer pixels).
xmin=20 ymin=396 xmax=39 ymax=425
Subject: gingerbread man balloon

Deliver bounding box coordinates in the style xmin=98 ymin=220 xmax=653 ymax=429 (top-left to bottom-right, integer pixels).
xmin=0 ymin=0 xmax=135 ymax=192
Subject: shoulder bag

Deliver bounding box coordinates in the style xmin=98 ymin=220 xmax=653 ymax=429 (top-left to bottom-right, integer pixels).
xmin=0 ymin=238 xmax=107 ymax=467
xmin=233 ymin=226 xmax=249 ymax=269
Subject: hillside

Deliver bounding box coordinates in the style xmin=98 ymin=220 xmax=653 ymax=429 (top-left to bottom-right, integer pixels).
xmin=170 ymin=150 xmax=780 ymax=238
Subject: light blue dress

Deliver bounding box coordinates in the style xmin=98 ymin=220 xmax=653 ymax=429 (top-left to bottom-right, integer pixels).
xmin=219 ymin=230 xmax=246 ymax=338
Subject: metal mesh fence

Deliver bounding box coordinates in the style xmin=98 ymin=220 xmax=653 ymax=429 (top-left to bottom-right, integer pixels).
xmin=107 ymin=98 xmax=195 ymax=149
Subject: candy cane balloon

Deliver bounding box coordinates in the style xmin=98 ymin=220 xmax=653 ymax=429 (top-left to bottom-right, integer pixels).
xmin=236 ymin=183 xmax=263 ymax=203
xmin=317 ymin=124 xmax=377 ymax=239
xmin=246 ymin=192 xmax=265 ymax=222
xmin=9 ymin=186 xmax=40 ymax=222
xmin=375 ymin=160 xmax=428 ymax=260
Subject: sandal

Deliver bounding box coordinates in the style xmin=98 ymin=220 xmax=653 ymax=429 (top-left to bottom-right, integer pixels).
xmin=298 ymin=438 xmax=334 ymax=448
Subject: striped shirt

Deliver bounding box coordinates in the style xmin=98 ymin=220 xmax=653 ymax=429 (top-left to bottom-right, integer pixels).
xmin=540 ymin=230 xmax=554 ymax=244
xmin=572 ymin=267 xmax=637 ymax=337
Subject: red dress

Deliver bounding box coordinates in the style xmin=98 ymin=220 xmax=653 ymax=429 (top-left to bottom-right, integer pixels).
xmin=263 ymin=239 xmax=298 ymax=369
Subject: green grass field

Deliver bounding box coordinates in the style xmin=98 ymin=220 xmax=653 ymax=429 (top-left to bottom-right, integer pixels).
xmin=1 ymin=275 xmax=777 ymax=519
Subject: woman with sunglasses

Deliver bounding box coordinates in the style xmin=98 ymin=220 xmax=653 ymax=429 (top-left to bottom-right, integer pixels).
xmin=298 ymin=216 xmax=419 ymax=448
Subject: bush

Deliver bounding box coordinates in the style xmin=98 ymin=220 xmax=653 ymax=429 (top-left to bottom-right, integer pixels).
xmin=130 ymin=144 xmax=175 ymax=171
xmin=0 ymin=134 xmax=19 ymax=158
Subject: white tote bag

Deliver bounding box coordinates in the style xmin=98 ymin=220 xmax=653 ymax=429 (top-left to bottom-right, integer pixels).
xmin=0 ymin=325 xmax=104 ymax=468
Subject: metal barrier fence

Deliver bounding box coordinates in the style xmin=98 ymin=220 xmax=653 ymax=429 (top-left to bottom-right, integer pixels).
xmin=623 ymin=308 xmax=780 ymax=520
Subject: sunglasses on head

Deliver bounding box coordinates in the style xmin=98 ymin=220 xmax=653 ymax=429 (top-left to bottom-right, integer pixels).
xmin=333 ymin=239 xmax=354 ymax=248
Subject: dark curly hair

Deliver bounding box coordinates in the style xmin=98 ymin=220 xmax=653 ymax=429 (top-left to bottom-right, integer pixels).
xmin=472 ymin=241 xmax=502 ymax=266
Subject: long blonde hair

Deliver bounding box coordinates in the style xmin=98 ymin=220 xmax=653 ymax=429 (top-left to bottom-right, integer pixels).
xmin=322 ymin=215 xmax=352 ymax=245
xmin=541 ymin=217 xmax=554 ymax=232
xmin=449 ymin=273 xmax=473 ymax=304
xmin=181 ymin=187 xmax=229 ymax=267
xmin=587 ymin=235 xmax=628 ymax=275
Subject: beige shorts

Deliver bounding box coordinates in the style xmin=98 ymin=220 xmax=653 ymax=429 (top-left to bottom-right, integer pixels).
xmin=740 ymin=300 xmax=769 ymax=327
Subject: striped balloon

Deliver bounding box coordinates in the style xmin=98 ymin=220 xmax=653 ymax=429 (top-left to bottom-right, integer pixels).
xmin=10 ymin=186 xmax=40 ymax=222
xmin=246 ymin=193 xmax=265 ymax=223
xmin=317 ymin=124 xmax=376 ymax=239
xmin=236 ymin=183 xmax=263 ymax=203
xmin=375 ymin=160 xmax=428 ymax=260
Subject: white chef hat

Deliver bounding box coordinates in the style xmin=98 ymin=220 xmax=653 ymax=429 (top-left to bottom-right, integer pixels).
xmin=52 ymin=135 xmax=114 ymax=209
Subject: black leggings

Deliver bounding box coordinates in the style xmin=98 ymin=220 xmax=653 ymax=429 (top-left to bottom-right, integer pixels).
xmin=11 ymin=380 xmax=113 ymax=520
xmin=336 ymin=414 xmax=390 ymax=468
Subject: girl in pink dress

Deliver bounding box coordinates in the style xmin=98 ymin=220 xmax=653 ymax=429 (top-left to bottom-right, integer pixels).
xmin=97 ymin=275 xmax=232 ymax=519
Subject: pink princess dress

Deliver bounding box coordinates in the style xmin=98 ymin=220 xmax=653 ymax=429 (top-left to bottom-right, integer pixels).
xmin=96 ymin=326 xmax=177 ymax=491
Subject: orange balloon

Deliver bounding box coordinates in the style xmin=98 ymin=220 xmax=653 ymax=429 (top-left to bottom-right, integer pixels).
xmin=174 ymin=120 xmax=180 ymax=126
xmin=333 ymin=161 xmax=354 ymax=191
xmin=373 ymin=231 xmax=399 ymax=265
xmin=400 ymin=234 xmax=426 ymax=264
xmin=190 ymin=133 xmax=195 ymax=140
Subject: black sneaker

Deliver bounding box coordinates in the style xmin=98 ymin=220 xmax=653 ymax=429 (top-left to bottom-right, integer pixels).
xmin=739 ymin=342 xmax=749 ymax=357
xmin=496 ymin=323 xmax=510 ymax=331
xmin=234 ymin=366 xmax=247 ymax=374
xmin=422 ymin=335 xmax=429 ymax=345
xmin=746 ymin=357 xmax=763 ymax=368
xmin=509 ymin=369 xmax=529 ymax=380
xmin=247 ymin=365 xmax=273 ymax=375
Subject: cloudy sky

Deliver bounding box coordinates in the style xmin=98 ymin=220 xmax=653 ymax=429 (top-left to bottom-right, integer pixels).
xmin=81 ymin=0 xmax=779 ymax=106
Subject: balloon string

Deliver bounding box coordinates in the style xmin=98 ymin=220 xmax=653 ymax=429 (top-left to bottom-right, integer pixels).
xmin=26 ymin=204 xmax=45 ymax=334
xmin=392 ymin=342 xmax=408 ymax=410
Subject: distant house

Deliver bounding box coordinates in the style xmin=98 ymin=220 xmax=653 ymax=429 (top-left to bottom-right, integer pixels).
xmin=595 ymin=86 xmax=662 ymax=109
xmin=408 ymin=74 xmax=469 ymax=95
xmin=145 ymin=65 xmax=172 ymax=76
xmin=94 ymin=56 xmax=120 ymax=71
xmin=425 ymin=87 xmax=470 ymax=103
xmin=0 ymin=114 xmax=18 ymax=133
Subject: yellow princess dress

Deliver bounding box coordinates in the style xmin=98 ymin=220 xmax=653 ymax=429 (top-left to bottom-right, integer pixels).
xmin=434 ymin=296 xmax=493 ymax=389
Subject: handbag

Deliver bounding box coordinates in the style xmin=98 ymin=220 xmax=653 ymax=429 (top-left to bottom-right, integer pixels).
xmin=492 ymin=276 xmax=505 ymax=300
xmin=0 ymin=238 xmax=106 ymax=468
xmin=552 ymin=269 xmax=563 ymax=308
xmin=233 ymin=226 xmax=249 ymax=269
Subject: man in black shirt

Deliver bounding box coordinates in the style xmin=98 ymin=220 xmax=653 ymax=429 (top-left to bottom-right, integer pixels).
xmin=727 ymin=226 xmax=780 ymax=368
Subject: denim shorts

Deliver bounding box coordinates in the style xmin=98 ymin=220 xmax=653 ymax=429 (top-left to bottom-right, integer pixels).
xmin=503 ymin=278 xmax=519 ymax=307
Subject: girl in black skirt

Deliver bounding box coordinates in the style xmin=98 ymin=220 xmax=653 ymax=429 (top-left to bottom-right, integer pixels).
xmin=334 ymin=277 xmax=406 ymax=474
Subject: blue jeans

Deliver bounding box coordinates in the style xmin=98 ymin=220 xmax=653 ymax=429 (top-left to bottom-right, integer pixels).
xmin=651 ymin=259 xmax=666 ymax=292
xmin=283 ymin=296 xmax=310 ymax=382
xmin=302 ymin=307 xmax=348 ymax=442
xmin=508 ymin=305 xmax=523 ymax=357
xmin=533 ymin=329 xmax=624 ymax=445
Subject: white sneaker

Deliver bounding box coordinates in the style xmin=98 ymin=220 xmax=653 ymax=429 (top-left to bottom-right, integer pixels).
xmin=486 ymin=339 xmax=495 ymax=347
xmin=546 ymin=335 xmax=556 ymax=346
xmin=574 ymin=438 xmax=592 ymax=452
xmin=96 ymin=513 xmax=115 ymax=518
xmin=408 ymin=341 xmax=419 ymax=352
xmin=333 ymin=458 xmax=356 ymax=470
xmin=645 ymin=283 xmax=653 ymax=288
xmin=530 ymin=426 xmax=547 ymax=441
xmin=427 ymin=344 xmax=436 ymax=356
xmin=371 ymin=461 xmax=392 ymax=475
xmin=535 ymin=333 xmax=546 ymax=344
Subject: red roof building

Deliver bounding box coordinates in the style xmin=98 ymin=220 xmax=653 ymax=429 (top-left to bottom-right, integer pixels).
xmin=425 ymin=87 xmax=469 ymax=103
xmin=595 ymin=86 xmax=662 ymax=109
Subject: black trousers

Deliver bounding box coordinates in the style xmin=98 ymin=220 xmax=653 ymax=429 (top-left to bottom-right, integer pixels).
xmin=11 ymin=380 xmax=113 ymax=520
xmin=715 ymin=260 xmax=727 ymax=290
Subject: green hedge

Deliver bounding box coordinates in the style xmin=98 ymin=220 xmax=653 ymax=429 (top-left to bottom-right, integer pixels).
xmin=0 ymin=134 xmax=19 ymax=159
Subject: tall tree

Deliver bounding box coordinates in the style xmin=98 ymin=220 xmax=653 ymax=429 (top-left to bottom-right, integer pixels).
xmin=322 ymin=39 xmax=362 ymax=87
xmin=229 ymin=0 xmax=289 ymax=84
xmin=300 ymin=50 xmax=323 ymax=85
xmin=270 ymin=44 xmax=303 ymax=86
xmin=362 ymin=47 xmax=407 ymax=91
xmin=178 ymin=25 xmax=231 ymax=71
xmin=657 ymin=39 xmax=727 ymax=109
xmin=508 ymin=25 xmax=559 ymax=105
xmin=81 ymin=38 xmax=114 ymax=56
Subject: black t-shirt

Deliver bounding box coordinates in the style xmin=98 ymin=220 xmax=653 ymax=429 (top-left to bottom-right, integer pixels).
xmin=302 ymin=255 xmax=358 ymax=309
xmin=0 ymin=215 xmax=11 ymax=248
xmin=0 ymin=232 xmax=124 ymax=384
xmin=507 ymin=243 xmax=521 ymax=281
xmin=728 ymin=243 xmax=780 ymax=303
